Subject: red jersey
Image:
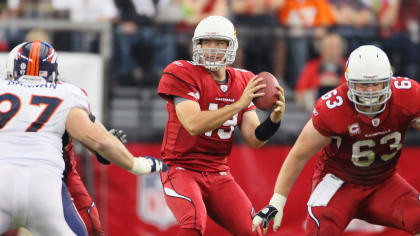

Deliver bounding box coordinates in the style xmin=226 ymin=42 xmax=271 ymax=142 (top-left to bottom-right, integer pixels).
xmin=158 ymin=60 xmax=255 ymax=172
xmin=312 ymin=77 xmax=420 ymax=185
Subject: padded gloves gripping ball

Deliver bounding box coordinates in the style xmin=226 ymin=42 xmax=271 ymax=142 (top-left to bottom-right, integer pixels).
xmin=96 ymin=129 xmax=127 ymax=165
xmin=252 ymin=72 xmax=280 ymax=110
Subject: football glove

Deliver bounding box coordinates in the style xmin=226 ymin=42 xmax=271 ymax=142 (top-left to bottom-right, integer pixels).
xmin=128 ymin=156 xmax=169 ymax=175
xmin=252 ymin=193 xmax=287 ymax=234
xmin=96 ymin=129 xmax=128 ymax=165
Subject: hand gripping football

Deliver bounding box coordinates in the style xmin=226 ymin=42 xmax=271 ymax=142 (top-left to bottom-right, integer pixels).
xmin=253 ymin=72 xmax=280 ymax=110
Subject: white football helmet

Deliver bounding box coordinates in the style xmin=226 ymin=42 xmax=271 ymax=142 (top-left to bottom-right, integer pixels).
xmin=192 ymin=16 xmax=238 ymax=71
xmin=6 ymin=42 xmax=26 ymax=80
xmin=346 ymin=45 xmax=393 ymax=115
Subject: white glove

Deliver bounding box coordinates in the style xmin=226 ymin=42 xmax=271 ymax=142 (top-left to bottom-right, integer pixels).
xmin=128 ymin=156 xmax=169 ymax=175
xmin=252 ymin=193 xmax=287 ymax=234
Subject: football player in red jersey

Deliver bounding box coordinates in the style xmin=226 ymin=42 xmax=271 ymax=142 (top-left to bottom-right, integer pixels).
xmin=253 ymin=45 xmax=420 ymax=236
xmin=157 ymin=16 xmax=285 ymax=236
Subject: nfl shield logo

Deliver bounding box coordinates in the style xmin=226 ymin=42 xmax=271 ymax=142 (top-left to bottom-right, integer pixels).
xmin=371 ymin=118 xmax=380 ymax=127
xmin=220 ymin=85 xmax=228 ymax=93
xmin=137 ymin=174 xmax=177 ymax=230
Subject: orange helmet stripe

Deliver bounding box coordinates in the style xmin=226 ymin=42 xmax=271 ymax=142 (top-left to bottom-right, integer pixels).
xmin=27 ymin=41 xmax=41 ymax=76
xmin=26 ymin=43 xmax=33 ymax=75
xmin=34 ymin=42 xmax=40 ymax=76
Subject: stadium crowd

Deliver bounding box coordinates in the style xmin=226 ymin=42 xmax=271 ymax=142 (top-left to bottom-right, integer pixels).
xmin=1 ymin=0 xmax=418 ymax=92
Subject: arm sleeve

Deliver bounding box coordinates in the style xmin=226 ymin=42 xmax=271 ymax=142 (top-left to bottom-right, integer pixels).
xmin=311 ymin=99 xmax=335 ymax=137
xmin=405 ymin=79 xmax=420 ymax=119
xmin=174 ymin=96 xmax=192 ymax=105
xmin=67 ymin=84 xmax=90 ymax=112
xmin=158 ymin=62 xmax=200 ymax=103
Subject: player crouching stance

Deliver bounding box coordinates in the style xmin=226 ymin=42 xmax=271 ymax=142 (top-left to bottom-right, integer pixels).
xmin=253 ymin=45 xmax=420 ymax=236
xmin=157 ymin=16 xmax=285 ymax=236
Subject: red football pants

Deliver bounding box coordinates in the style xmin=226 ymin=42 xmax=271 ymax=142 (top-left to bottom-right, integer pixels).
xmin=306 ymin=173 xmax=420 ymax=236
xmin=161 ymin=167 xmax=261 ymax=236
xmin=67 ymin=168 xmax=104 ymax=236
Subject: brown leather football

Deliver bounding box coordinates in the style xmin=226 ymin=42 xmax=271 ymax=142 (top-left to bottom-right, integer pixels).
xmin=252 ymin=71 xmax=280 ymax=110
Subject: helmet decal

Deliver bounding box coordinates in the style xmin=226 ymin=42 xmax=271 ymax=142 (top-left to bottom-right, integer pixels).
xmin=13 ymin=41 xmax=58 ymax=83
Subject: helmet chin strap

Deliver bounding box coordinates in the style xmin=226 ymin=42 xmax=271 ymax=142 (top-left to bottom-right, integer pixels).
xmin=355 ymin=103 xmax=385 ymax=116
xmin=205 ymin=65 xmax=223 ymax=71
xmin=202 ymin=54 xmax=228 ymax=71
xmin=357 ymin=96 xmax=380 ymax=106
xmin=348 ymin=91 xmax=387 ymax=116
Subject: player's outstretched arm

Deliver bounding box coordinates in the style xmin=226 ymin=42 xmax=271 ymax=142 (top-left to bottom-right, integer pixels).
xmin=175 ymin=76 xmax=266 ymax=136
xmin=66 ymin=108 xmax=168 ymax=174
xmin=252 ymin=119 xmax=330 ymax=234
xmin=95 ymin=129 xmax=127 ymax=165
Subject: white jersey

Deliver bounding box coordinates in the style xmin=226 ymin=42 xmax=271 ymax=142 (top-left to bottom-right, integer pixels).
xmin=0 ymin=78 xmax=89 ymax=175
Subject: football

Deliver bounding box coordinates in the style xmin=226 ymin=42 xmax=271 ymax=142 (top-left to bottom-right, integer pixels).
xmin=252 ymin=71 xmax=280 ymax=110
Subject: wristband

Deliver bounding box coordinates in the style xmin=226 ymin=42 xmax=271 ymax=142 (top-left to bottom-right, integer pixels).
xmin=128 ymin=158 xmax=151 ymax=175
xmin=255 ymin=117 xmax=281 ymax=141
xmin=269 ymin=193 xmax=287 ymax=210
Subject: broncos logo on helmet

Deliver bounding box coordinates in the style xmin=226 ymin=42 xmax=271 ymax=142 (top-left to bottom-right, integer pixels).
xmin=13 ymin=41 xmax=58 ymax=83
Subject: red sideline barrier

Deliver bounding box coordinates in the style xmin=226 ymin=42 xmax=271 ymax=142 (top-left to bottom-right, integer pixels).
xmin=94 ymin=144 xmax=420 ymax=236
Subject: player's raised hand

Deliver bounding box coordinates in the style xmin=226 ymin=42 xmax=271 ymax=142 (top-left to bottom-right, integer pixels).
xmin=128 ymin=156 xmax=169 ymax=175
xmin=252 ymin=193 xmax=286 ymax=234
xmin=270 ymin=85 xmax=285 ymax=123
xmin=237 ymin=76 xmax=266 ymax=109
xmin=96 ymin=129 xmax=128 ymax=165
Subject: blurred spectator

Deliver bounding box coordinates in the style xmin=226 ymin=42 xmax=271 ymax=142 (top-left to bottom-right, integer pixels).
xmin=277 ymin=0 xmax=335 ymax=87
xmin=329 ymin=0 xmax=372 ymax=27
xmin=231 ymin=0 xmax=284 ymax=79
xmin=177 ymin=0 xmax=227 ymax=27
xmin=1 ymin=0 xmax=56 ymax=51
xmin=377 ymin=0 xmax=419 ymax=80
xmin=51 ymin=0 xmax=118 ymax=52
xmin=295 ymin=33 xmax=346 ymax=111
xmin=0 ymin=0 xmax=10 ymax=18
xmin=0 ymin=0 xmax=8 ymax=51
xmin=7 ymin=0 xmax=55 ymax=18
xmin=174 ymin=0 xmax=228 ymax=62
xmin=328 ymin=0 xmax=375 ymax=51
xmin=25 ymin=28 xmax=50 ymax=42
xmin=113 ymin=0 xmax=176 ymax=86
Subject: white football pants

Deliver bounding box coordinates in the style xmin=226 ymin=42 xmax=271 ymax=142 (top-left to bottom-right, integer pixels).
xmin=0 ymin=163 xmax=87 ymax=236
